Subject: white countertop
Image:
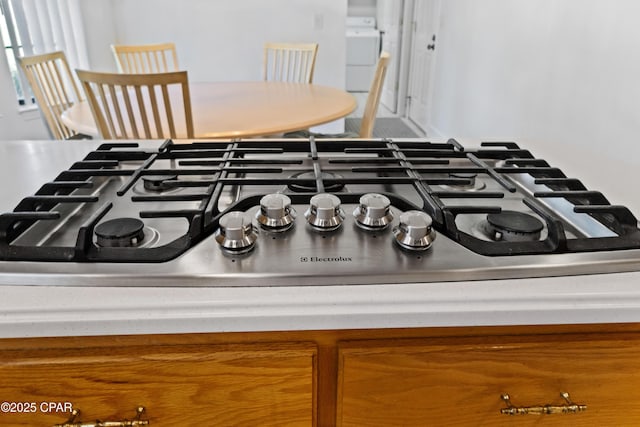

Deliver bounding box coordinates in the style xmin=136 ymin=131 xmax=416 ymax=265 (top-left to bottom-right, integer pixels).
xmin=1 ymin=139 xmax=640 ymax=339
xmin=2 ymin=272 xmax=640 ymax=338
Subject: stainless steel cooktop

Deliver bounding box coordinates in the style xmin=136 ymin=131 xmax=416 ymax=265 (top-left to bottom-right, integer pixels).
xmin=1 ymin=138 xmax=640 ymax=287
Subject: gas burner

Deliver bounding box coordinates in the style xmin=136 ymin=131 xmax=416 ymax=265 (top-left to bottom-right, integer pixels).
xmin=142 ymin=174 xmax=178 ymax=192
xmin=94 ymin=218 xmax=146 ymax=248
xmin=287 ymin=171 xmax=345 ymax=193
xmin=484 ymin=211 xmax=544 ymax=242
xmin=442 ymin=172 xmax=486 ymax=192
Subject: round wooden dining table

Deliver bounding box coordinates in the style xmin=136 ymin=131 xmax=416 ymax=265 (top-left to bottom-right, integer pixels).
xmin=61 ymin=81 xmax=356 ymax=139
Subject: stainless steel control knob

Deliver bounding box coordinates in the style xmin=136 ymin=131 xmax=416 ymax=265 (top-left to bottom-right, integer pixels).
xmin=215 ymin=211 xmax=258 ymax=253
xmin=353 ymin=193 xmax=394 ymax=230
xmin=304 ymin=193 xmax=345 ymax=231
xmin=393 ymin=210 xmax=436 ymax=251
xmin=256 ymin=193 xmax=296 ymax=231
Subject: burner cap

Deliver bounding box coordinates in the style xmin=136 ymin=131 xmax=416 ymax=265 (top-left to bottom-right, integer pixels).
xmin=446 ymin=172 xmax=485 ymax=191
xmin=95 ymin=218 xmax=145 ymax=248
xmin=450 ymin=172 xmax=477 ymax=180
xmin=486 ymin=211 xmax=544 ymax=242
xmin=288 ymin=171 xmax=345 ymax=193
xmin=142 ymin=174 xmax=178 ymax=192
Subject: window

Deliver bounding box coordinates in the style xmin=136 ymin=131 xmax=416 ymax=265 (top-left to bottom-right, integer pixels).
xmin=0 ymin=0 xmax=32 ymax=105
xmin=0 ymin=0 xmax=88 ymax=107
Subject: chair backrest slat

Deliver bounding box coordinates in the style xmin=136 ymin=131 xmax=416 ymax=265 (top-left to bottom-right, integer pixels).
xmin=132 ymin=85 xmax=150 ymax=138
xmin=161 ymin=85 xmax=176 ymax=138
xmin=76 ymin=69 xmax=194 ymax=140
xmin=19 ymin=51 xmax=84 ymax=139
xmin=111 ymin=43 xmax=179 ymax=74
xmin=263 ymin=43 xmax=318 ymax=83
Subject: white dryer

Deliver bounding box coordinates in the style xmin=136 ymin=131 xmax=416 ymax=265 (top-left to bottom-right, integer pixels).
xmin=346 ymin=16 xmax=381 ymax=92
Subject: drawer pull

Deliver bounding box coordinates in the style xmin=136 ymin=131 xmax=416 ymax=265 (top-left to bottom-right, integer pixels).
xmin=501 ymin=392 xmax=587 ymax=415
xmin=53 ymin=406 xmax=149 ymax=427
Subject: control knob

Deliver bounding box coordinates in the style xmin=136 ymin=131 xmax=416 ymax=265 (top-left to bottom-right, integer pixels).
xmin=215 ymin=211 xmax=258 ymax=254
xmin=304 ymin=193 xmax=345 ymax=231
xmin=255 ymin=193 xmax=296 ymax=231
xmin=353 ymin=193 xmax=394 ymax=230
xmin=393 ymin=210 xmax=436 ymax=251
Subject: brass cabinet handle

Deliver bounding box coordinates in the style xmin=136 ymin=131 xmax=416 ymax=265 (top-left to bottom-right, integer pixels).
xmin=501 ymin=392 xmax=587 ymax=415
xmin=54 ymin=406 xmax=149 ymax=427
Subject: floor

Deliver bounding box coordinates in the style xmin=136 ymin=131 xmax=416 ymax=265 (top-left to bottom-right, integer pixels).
xmin=347 ymin=92 xmax=426 ymax=137
xmin=348 ymin=92 xmax=398 ymax=118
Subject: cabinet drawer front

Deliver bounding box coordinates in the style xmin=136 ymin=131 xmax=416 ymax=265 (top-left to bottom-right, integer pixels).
xmin=0 ymin=343 xmax=316 ymax=427
xmin=337 ymin=336 xmax=640 ymax=426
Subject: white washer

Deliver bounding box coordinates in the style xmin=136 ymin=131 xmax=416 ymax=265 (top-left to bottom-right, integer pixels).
xmin=346 ymin=17 xmax=381 ymax=92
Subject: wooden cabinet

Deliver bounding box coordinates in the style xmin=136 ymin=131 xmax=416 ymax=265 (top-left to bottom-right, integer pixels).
xmin=0 ymin=339 xmax=316 ymax=427
xmin=337 ymin=333 xmax=640 ymax=426
xmin=1 ymin=324 xmax=640 ymax=426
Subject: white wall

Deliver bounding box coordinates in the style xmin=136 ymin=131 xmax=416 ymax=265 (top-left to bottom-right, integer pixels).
xmin=78 ymin=1 xmax=118 ymax=73
xmin=431 ymin=0 xmax=640 ymax=142
xmin=428 ymin=0 xmax=640 ymax=209
xmin=348 ymin=0 xmax=377 ymax=17
xmin=105 ymin=0 xmax=347 ymax=87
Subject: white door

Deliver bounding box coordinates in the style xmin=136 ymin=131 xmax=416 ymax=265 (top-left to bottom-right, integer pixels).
xmin=377 ymin=0 xmax=404 ymax=113
xmin=407 ymin=0 xmax=441 ymax=132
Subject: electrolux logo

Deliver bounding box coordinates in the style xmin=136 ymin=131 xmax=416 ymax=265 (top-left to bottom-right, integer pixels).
xmin=299 ymin=256 xmax=353 ymax=263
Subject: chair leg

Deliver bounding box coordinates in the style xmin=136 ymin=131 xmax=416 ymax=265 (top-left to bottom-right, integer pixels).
xmin=66 ymin=133 xmax=93 ymax=140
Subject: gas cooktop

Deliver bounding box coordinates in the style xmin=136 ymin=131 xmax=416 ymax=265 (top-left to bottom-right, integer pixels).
xmin=1 ymin=138 xmax=640 ymax=287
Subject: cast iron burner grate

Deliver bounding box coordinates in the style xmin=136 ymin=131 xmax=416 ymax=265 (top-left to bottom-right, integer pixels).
xmin=1 ymin=138 xmax=640 ymax=262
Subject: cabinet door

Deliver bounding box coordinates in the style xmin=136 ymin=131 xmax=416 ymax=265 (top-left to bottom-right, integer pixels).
xmin=337 ymin=335 xmax=640 ymax=426
xmin=0 ymin=342 xmax=316 ymax=426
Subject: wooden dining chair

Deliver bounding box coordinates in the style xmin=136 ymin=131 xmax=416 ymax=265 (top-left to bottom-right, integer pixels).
xmin=111 ymin=42 xmax=179 ymax=74
xmin=19 ymin=51 xmax=88 ymax=140
xmin=75 ymin=70 xmax=194 ymax=139
xmin=358 ymin=51 xmax=391 ymax=138
xmin=285 ymin=51 xmax=390 ymax=139
xmin=263 ymin=43 xmax=319 ymax=83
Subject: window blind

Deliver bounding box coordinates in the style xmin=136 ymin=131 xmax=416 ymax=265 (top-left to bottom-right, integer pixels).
xmin=10 ymin=0 xmax=88 ymax=69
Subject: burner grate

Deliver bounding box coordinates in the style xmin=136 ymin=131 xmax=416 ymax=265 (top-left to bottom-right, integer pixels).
xmin=1 ymin=138 xmax=640 ymax=262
